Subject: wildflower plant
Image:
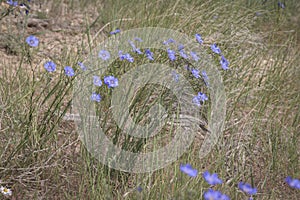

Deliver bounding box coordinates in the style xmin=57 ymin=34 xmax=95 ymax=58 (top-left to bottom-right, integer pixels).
xmin=72 ymin=27 xmax=227 ymax=176
xmin=0 ymin=0 xmax=298 ymax=199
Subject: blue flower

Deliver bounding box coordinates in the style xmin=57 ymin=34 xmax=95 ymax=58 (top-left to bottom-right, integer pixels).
xmin=104 ymin=75 xmax=118 ymax=88
xmin=124 ymin=53 xmax=134 ymax=62
xmin=220 ymin=55 xmax=229 ymax=70
xmin=178 ymin=44 xmax=185 ymax=51
xmin=190 ymin=51 xmax=200 ymax=61
xmin=180 ymin=163 xmax=198 ymax=177
xmin=197 ymin=92 xmax=208 ymax=102
xmin=44 ymin=61 xmax=56 ymax=72
xmin=238 ymin=182 xmax=257 ymax=195
xmin=110 ymin=28 xmax=120 ymax=35
xmin=26 ymin=35 xmax=39 ymax=47
xmin=210 ymin=43 xmax=221 ymax=54
xmin=163 ymin=38 xmax=175 ymax=45
xmin=203 ymin=171 xmax=223 ymax=185
xmin=285 ymin=176 xmax=300 ymax=189
xmin=202 ymin=70 xmax=209 ymax=86
xmin=93 ymin=76 xmax=102 ymax=87
xmin=191 ymin=69 xmax=200 ymax=79
xmin=278 ymin=1 xmax=285 ymax=9
xmin=64 ymin=66 xmax=75 ymax=77
xmin=119 ymin=50 xmax=125 ymax=60
xmin=7 ymin=0 xmax=18 ymax=6
xmin=204 ymin=189 xmax=230 ymax=200
xmin=91 ymin=92 xmax=101 ymax=102
xmin=193 ymin=92 xmax=208 ymax=107
xmin=179 ymin=49 xmax=189 ymax=59
xmin=195 ymin=33 xmax=203 ymax=44
xmin=129 ymin=40 xmax=143 ymax=54
xmin=119 ymin=51 xmax=134 ymax=62
xmin=77 ymin=62 xmax=87 ymax=71
xmin=98 ymin=50 xmax=110 ymax=61
xmin=145 ymin=49 xmax=154 ymax=61
xmin=167 ymin=48 xmax=176 ymax=61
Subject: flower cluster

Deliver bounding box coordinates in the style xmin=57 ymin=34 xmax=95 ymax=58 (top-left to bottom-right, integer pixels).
xmin=179 ymin=163 xmax=261 ymax=199
xmin=210 ymin=43 xmax=229 ymax=70
xmin=6 ymin=0 xmax=30 ymax=15
xmin=93 ymin=33 xmax=226 ymax=108
xmin=192 ymin=92 xmax=208 ymax=107
xmin=179 ymin=164 xmax=299 ymax=198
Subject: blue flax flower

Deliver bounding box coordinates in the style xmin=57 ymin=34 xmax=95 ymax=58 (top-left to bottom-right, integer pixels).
xmin=193 ymin=92 xmax=208 ymax=107
xmin=119 ymin=51 xmax=134 ymax=62
xmin=124 ymin=53 xmax=134 ymax=62
xmin=210 ymin=43 xmax=221 ymax=54
xmin=7 ymin=0 xmax=18 ymax=6
xmin=44 ymin=61 xmax=56 ymax=72
xmin=285 ymin=176 xmax=300 ymax=189
xmin=167 ymin=48 xmax=176 ymax=61
xmin=26 ymin=35 xmax=39 ymax=47
xmin=145 ymin=49 xmax=154 ymax=60
xmin=190 ymin=51 xmax=200 ymax=61
xmin=119 ymin=50 xmax=125 ymax=60
xmin=178 ymin=44 xmax=185 ymax=51
xmin=180 ymin=163 xmax=198 ymax=177
xmin=93 ymin=76 xmax=102 ymax=87
xmin=220 ymin=55 xmax=229 ymax=70
xmin=98 ymin=50 xmax=110 ymax=61
xmin=204 ymin=189 xmax=230 ymax=200
xmin=77 ymin=62 xmax=87 ymax=71
xmin=238 ymin=182 xmax=257 ymax=195
xmin=197 ymin=92 xmax=208 ymax=102
xmin=179 ymin=49 xmax=189 ymax=59
xmin=64 ymin=66 xmax=75 ymax=77
xmin=110 ymin=29 xmax=120 ymax=35
xmin=163 ymin=38 xmax=175 ymax=45
xmin=91 ymin=92 xmax=101 ymax=102
xmin=104 ymin=75 xmax=118 ymax=88
xmin=203 ymin=171 xmax=223 ymax=185
xmin=195 ymin=33 xmax=203 ymax=44
xmin=191 ymin=69 xmax=200 ymax=79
